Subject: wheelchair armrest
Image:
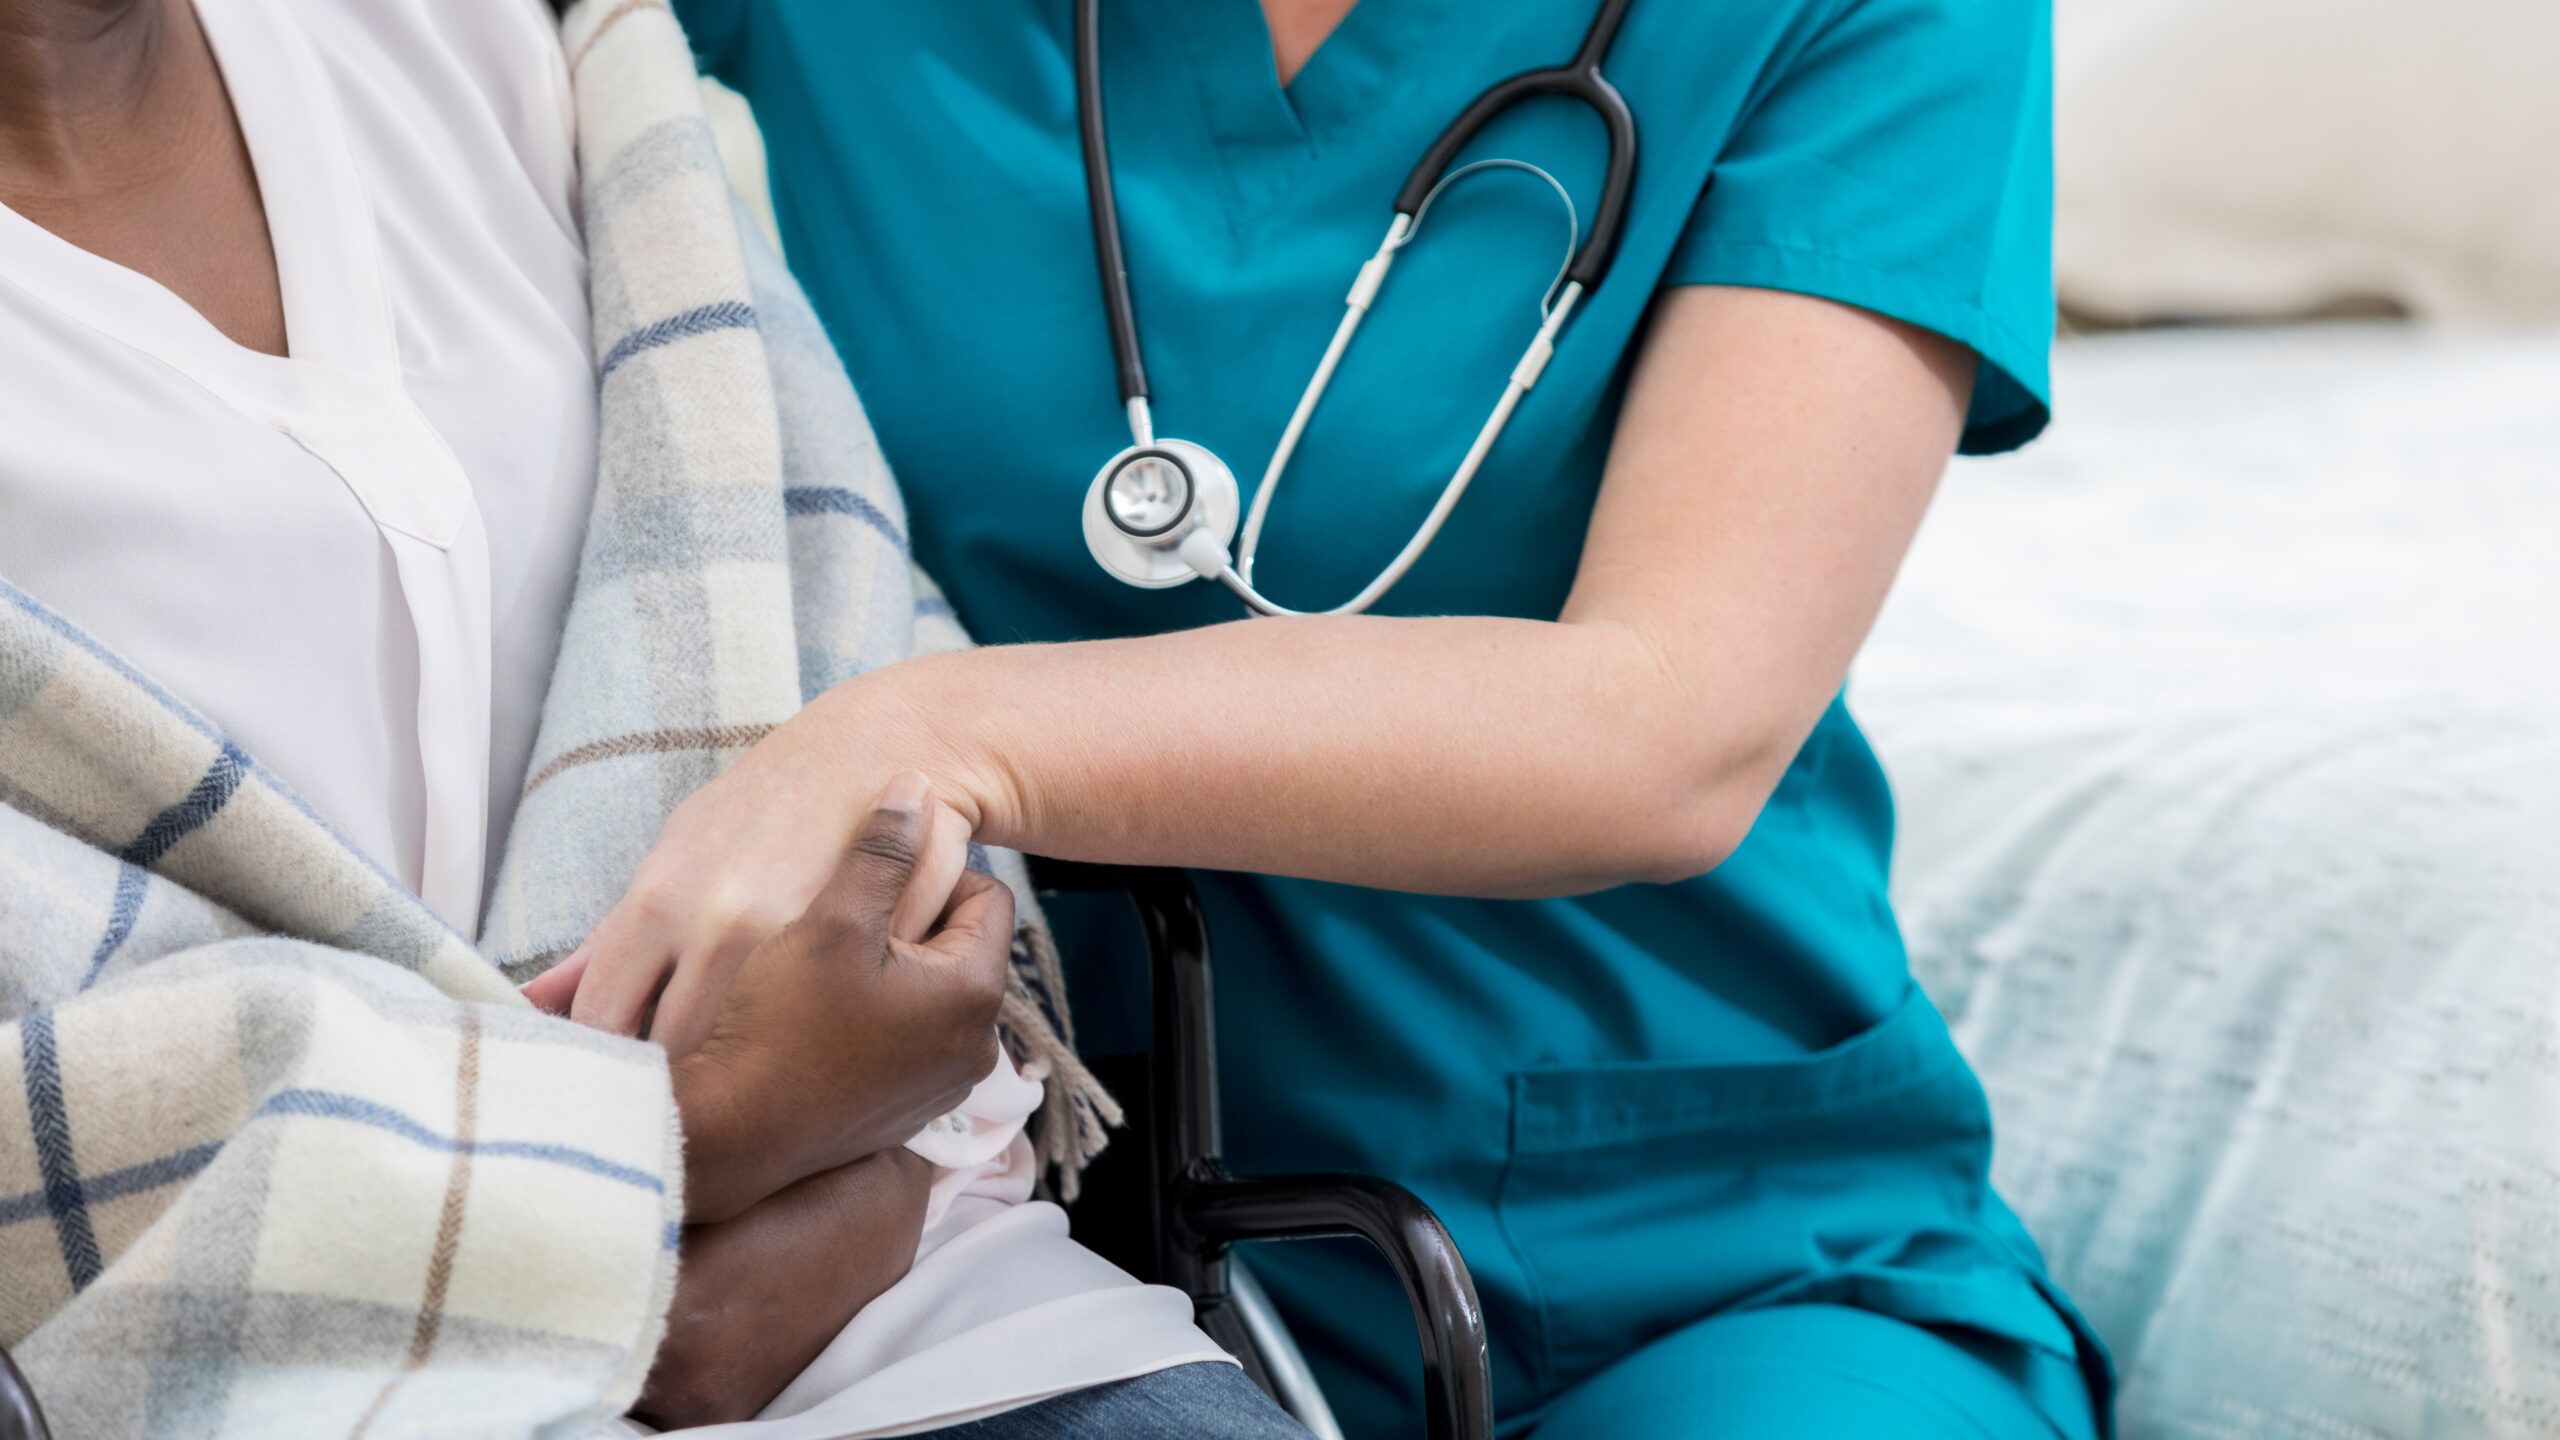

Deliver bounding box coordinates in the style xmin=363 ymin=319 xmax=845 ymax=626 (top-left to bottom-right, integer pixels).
xmin=0 ymin=1347 xmax=50 ymax=1440
xmin=1027 ymin=858 xmax=1493 ymax=1440
xmin=1180 ymin=1171 xmax=1492 ymax=1440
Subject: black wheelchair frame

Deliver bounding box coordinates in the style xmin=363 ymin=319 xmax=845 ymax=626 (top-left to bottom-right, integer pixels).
xmin=1034 ymin=862 xmax=1492 ymax=1440
xmin=0 ymin=866 xmax=1492 ymax=1440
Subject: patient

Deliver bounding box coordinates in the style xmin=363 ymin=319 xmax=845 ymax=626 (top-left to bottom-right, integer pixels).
xmin=0 ymin=0 xmax=1299 ymax=1432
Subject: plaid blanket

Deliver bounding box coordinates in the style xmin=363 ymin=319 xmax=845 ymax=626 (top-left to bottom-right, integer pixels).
xmin=0 ymin=1 xmax=1109 ymax=1432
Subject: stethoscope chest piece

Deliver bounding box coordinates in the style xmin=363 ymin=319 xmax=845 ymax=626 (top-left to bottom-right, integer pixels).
xmin=1081 ymin=437 xmax=1241 ymax=589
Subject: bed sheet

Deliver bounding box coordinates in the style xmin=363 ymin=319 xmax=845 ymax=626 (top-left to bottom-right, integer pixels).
xmin=1855 ymin=324 xmax=2560 ymax=1437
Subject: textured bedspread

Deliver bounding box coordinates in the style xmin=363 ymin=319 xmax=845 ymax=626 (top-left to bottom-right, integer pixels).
xmin=1858 ymin=324 xmax=2560 ymax=1437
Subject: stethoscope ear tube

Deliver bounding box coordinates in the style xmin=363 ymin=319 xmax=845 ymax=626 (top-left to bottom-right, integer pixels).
xmin=1074 ymin=0 xmax=1150 ymax=406
xmin=1565 ymin=75 xmax=1638 ymax=290
xmin=1390 ymin=0 xmax=1639 ymax=292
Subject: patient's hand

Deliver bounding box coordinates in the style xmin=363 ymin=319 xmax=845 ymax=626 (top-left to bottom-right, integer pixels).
xmin=534 ymin=775 xmax=1012 ymax=1223
xmin=677 ymin=789 xmax=1009 ymax=1222
xmin=635 ymin=1147 xmax=934 ymax=1429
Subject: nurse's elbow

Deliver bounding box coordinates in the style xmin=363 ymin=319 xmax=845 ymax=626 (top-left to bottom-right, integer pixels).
xmin=1522 ymin=781 xmax=1752 ymax=895
xmin=1561 ymin=629 xmax=1790 ymax=888
xmin=1613 ymin=738 xmax=1784 ymax=886
xmin=1623 ymin=797 xmax=1752 ymax=886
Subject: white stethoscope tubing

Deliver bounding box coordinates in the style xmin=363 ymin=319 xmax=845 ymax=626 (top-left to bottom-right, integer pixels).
xmin=1173 ymin=164 xmax=1579 ymax=616
xmin=1198 ymin=289 xmax=1579 ymax=617
xmin=1231 ymin=162 xmax=1584 ymax=599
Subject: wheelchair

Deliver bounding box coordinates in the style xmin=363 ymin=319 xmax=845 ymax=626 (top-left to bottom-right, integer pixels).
xmin=0 ymin=864 xmax=1491 ymax=1440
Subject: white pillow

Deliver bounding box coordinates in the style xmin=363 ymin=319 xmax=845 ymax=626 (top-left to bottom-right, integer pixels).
xmin=2055 ymin=0 xmax=2560 ymax=324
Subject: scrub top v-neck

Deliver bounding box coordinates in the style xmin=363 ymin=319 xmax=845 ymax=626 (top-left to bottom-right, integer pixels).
xmin=680 ymin=0 xmax=2105 ymax=1433
xmin=0 ymin=0 xmax=598 ymax=930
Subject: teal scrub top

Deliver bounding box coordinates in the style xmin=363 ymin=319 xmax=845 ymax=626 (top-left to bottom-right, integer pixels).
xmin=676 ymin=0 xmax=2109 ymax=1433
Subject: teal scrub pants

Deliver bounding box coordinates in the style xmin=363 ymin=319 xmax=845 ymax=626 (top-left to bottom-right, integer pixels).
xmin=1523 ymin=1306 xmax=2086 ymax=1440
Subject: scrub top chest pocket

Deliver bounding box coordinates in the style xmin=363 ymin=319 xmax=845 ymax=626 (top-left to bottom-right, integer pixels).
xmin=1494 ymin=985 xmax=2074 ymax=1395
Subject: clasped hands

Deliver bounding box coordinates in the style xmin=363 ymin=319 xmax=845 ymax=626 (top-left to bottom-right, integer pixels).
xmin=526 ymin=768 xmax=1015 ymax=1426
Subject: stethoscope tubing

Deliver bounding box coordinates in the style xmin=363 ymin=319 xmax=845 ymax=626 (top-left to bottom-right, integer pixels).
xmin=1394 ymin=0 xmax=1638 ymax=291
xmin=1074 ymin=0 xmax=1152 ymax=408
xmin=1074 ymin=0 xmax=1639 ymax=616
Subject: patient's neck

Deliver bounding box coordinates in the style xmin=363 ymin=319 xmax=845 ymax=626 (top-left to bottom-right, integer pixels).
xmin=0 ymin=0 xmax=287 ymax=358
xmin=0 ymin=0 xmax=183 ymax=194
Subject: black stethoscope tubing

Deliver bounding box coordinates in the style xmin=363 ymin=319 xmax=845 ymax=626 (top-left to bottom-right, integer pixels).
xmin=1074 ymin=0 xmax=1641 ymax=412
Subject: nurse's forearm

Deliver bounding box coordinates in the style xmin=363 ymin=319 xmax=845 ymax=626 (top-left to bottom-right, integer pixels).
xmin=832 ymin=612 xmax=1782 ymax=897
xmin=839 ymin=287 xmax=1971 ymax=898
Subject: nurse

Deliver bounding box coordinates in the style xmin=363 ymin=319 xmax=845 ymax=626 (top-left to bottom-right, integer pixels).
xmin=566 ymin=0 xmax=2114 ymax=1434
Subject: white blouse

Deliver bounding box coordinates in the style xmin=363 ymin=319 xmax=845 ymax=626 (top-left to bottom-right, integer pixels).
xmin=0 ymin=0 xmax=1226 ymax=1430
xmin=0 ymin=0 xmax=592 ymax=931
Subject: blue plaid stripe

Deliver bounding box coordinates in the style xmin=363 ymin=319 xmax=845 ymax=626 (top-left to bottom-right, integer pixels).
xmin=0 ymin=1141 xmax=221 ymax=1228
xmin=784 ymin=485 xmax=909 ymax=552
xmin=20 ymin=1008 xmax=104 ymax=1290
xmin=80 ymin=861 xmax=150 ymax=990
xmin=120 ymin=744 xmax=248 ymax=867
xmin=257 ymin=1089 xmax=666 ymax=1193
xmin=598 ymin=301 xmax=757 ymax=382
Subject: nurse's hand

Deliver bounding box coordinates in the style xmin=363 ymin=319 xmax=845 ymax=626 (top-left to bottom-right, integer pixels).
xmin=636 ymin=1147 xmax=935 ymax=1429
xmin=535 ymin=783 xmax=1013 ymax=1223
xmin=526 ymin=707 xmax=997 ymax=1059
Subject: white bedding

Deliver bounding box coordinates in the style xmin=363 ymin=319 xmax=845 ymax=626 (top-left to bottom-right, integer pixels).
xmin=1857 ymin=324 xmax=2560 ymax=1437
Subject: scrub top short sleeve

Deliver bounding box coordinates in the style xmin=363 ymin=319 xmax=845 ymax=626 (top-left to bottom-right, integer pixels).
xmin=1668 ymin=0 xmax=2055 ymax=454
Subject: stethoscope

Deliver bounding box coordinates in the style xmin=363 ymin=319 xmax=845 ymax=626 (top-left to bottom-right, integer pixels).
xmin=1075 ymin=0 xmax=1639 ymax=615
